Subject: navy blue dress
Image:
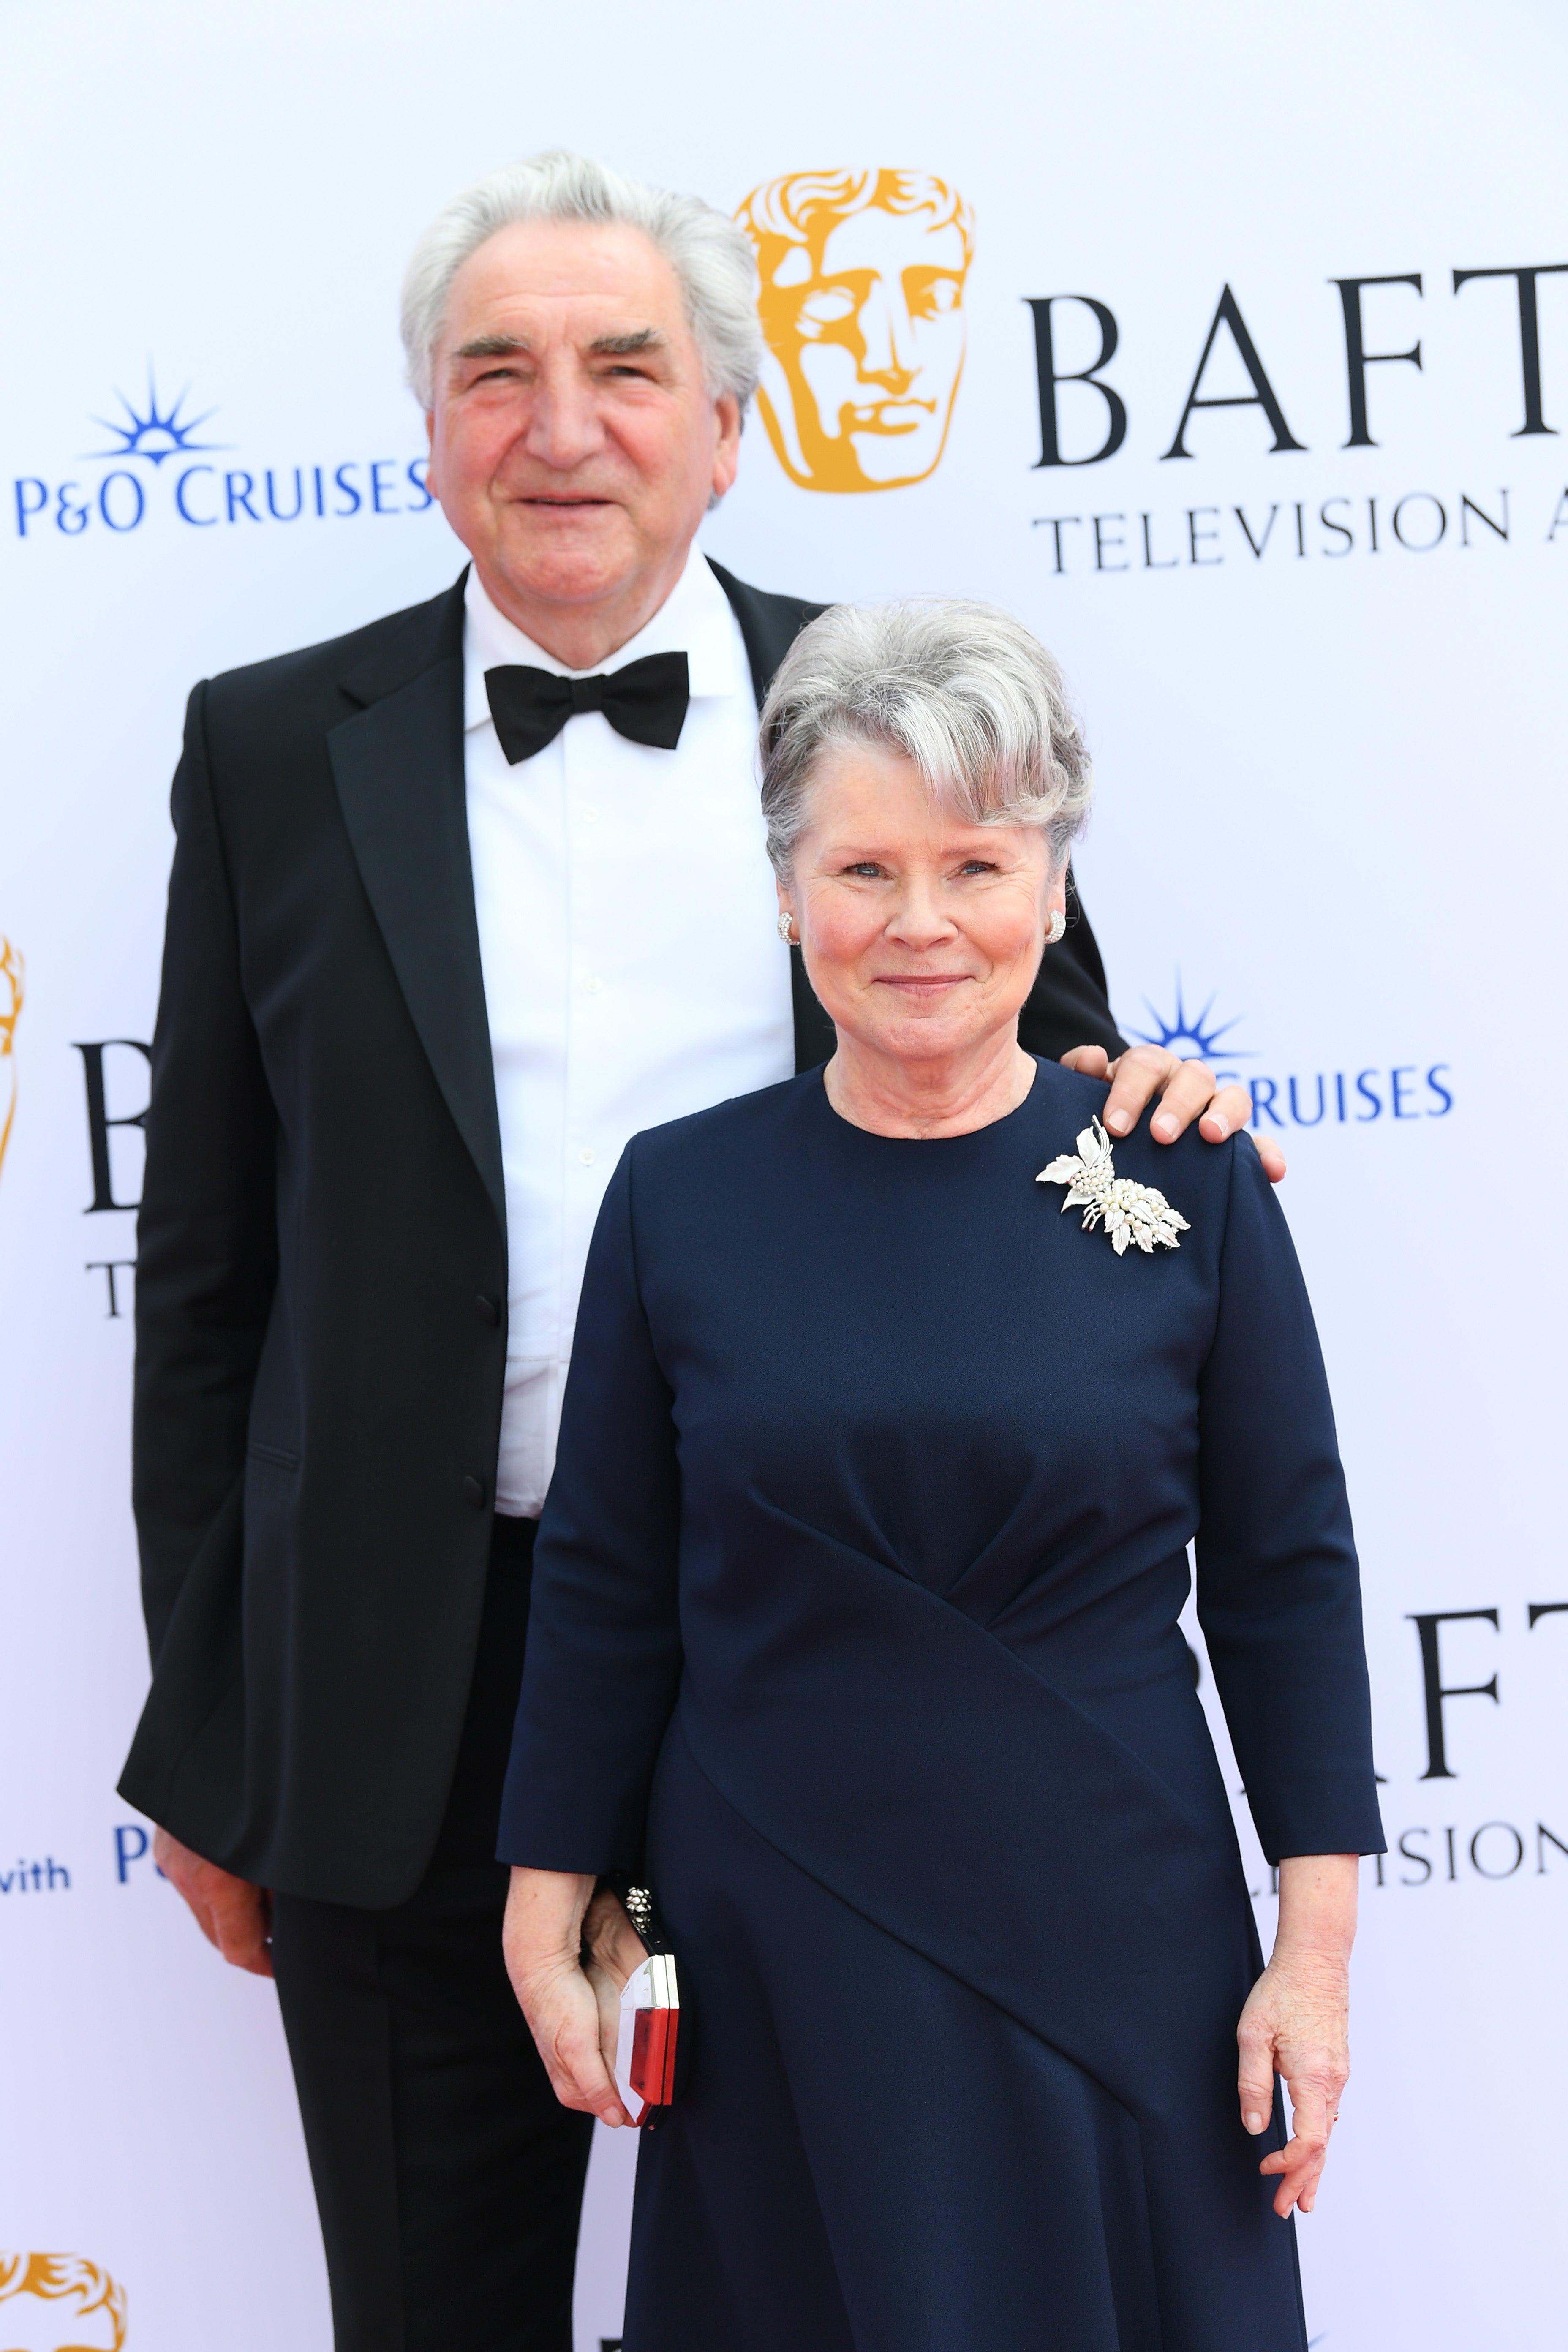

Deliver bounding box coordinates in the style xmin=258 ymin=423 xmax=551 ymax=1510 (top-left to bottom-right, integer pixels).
xmin=498 ymin=1061 xmax=1383 ymax=2352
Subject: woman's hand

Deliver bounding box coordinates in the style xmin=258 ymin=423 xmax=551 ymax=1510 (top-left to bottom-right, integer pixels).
xmin=502 ymin=1867 xmax=648 ymax=2126
xmin=1236 ymin=1853 xmax=1358 ymax=2216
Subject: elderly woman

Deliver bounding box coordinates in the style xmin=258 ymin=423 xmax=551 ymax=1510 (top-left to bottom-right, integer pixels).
xmin=498 ymin=601 xmax=1383 ymax=2352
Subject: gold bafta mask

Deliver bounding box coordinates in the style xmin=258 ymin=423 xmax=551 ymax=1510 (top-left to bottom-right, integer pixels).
xmin=0 ymin=2253 xmax=127 ymax=2352
xmin=0 ymin=939 xmax=22 ymax=1186
xmin=736 ymin=170 xmax=975 ymax=493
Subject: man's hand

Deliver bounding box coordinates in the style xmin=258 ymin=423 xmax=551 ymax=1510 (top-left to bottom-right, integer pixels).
xmin=152 ymin=1827 xmax=274 ymax=1977
xmin=1060 ymin=1044 xmax=1285 ymax=1183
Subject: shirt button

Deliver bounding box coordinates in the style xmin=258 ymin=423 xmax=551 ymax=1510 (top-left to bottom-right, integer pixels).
xmin=579 ymin=1146 xmax=596 ymax=1166
xmin=463 ymin=1475 xmax=487 ymax=1508
xmin=582 ymin=804 xmax=598 ymax=822
xmin=585 ymin=975 xmax=603 ymax=994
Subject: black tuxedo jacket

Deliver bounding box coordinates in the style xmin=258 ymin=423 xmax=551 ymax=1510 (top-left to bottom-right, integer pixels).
xmin=120 ymin=562 xmax=1126 ymax=1906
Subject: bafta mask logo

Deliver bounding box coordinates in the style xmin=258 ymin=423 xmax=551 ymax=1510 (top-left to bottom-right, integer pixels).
xmin=736 ymin=170 xmax=975 ymax=493
xmin=0 ymin=939 xmax=22 ymax=1186
xmin=0 ymin=2253 xmax=127 ymax=2351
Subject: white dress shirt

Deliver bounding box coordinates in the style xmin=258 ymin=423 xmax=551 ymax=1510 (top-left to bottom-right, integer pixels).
xmin=463 ymin=553 xmax=796 ymax=1517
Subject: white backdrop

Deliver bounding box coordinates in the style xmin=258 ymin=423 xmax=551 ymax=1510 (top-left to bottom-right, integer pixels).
xmin=2 ymin=3 xmax=1564 ymax=2347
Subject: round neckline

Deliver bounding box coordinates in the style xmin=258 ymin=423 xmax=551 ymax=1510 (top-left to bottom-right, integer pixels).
xmin=814 ymin=1056 xmax=1044 ymax=1144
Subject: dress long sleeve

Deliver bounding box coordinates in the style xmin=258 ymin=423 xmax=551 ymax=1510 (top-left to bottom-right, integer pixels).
xmin=1195 ymin=1141 xmax=1384 ymax=1862
xmin=498 ymin=1149 xmax=684 ymax=1873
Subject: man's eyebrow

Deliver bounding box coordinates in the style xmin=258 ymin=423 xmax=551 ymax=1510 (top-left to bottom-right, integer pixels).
xmin=452 ymin=333 xmax=531 ymax=363
xmin=449 ymin=328 xmax=667 ymax=368
xmin=588 ymin=329 xmax=667 ymax=357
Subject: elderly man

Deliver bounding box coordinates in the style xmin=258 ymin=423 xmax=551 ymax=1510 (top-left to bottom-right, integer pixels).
xmin=120 ymin=152 xmax=1269 ymax=2351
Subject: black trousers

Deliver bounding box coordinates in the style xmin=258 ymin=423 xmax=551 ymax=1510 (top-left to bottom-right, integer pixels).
xmin=271 ymin=1514 xmax=595 ymax=2352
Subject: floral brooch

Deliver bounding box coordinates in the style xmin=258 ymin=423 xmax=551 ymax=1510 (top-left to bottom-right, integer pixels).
xmin=1037 ymin=1117 xmax=1190 ymax=1256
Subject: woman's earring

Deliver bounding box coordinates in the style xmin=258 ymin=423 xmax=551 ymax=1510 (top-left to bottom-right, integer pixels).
xmin=1046 ymin=909 xmax=1067 ymax=945
xmin=777 ymin=910 xmax=798 ymax=946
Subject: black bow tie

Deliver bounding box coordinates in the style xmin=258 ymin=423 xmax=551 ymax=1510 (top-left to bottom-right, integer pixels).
xmin=484 ymin=651 xmax=690 ymax=765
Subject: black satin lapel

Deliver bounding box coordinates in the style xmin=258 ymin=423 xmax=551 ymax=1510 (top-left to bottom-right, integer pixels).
xmin=790 ymin=946 xmax=837 ymax=1073
xmin=328 ymin=657 xmax=505 ymax=1233
xmin=707 ymin=563 xmax=838 ymax=1073
xmin=707 ymin=558 xmax=828 ymax=706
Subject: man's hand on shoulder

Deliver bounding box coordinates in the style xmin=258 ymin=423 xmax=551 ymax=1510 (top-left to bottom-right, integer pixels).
xmin=152 ymin=1827 xmax=274 ymax=1976
xmin=1059 ymin=1043 xmax=1286 ymax=1184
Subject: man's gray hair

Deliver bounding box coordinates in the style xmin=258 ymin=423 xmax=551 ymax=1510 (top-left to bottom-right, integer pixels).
xmin=400 ymin=150 xmax=764 ymax=413
xmin=759 ymin=600 xmax=1094 ymax=877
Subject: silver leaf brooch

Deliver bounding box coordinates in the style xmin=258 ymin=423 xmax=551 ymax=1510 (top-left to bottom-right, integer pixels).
xmin=1037 ymin=1116 xmax=1190 ymax=1256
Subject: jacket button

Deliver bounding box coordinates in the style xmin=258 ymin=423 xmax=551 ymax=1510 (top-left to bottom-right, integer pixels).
xmin=463 ymin=1475 xmax=487 ymax=1508
xmin=474 ymin=1294 xmax=500 ymax=1325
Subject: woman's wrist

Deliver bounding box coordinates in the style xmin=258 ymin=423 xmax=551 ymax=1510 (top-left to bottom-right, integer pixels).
xmin=1270 ymin=1853 xmax=1358 ymax=1966
xmin=503 ymin=1866 xmax=598 ymax=1982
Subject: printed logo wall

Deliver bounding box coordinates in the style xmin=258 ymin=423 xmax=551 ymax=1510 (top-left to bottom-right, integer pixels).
xmin=0 ymin=8 xmax=1562 ymax=2351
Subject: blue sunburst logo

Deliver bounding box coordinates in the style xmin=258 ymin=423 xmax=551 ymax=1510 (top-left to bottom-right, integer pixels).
xmin=1129 ymin=977 xmax=1252 ymax=1064
xmin=87 ymin=368 xmax=226 ymax=466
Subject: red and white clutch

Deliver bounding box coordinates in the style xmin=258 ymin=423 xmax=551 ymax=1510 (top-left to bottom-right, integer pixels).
xmin=615 ymin=1948 xmax=680 ymax=2127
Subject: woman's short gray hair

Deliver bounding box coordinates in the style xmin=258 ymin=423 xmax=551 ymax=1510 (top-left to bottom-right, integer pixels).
xmin=759 ymin=600 xmax=1093 ymax=877
xmin=400 ymin=150 xmax=763 ymax=414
